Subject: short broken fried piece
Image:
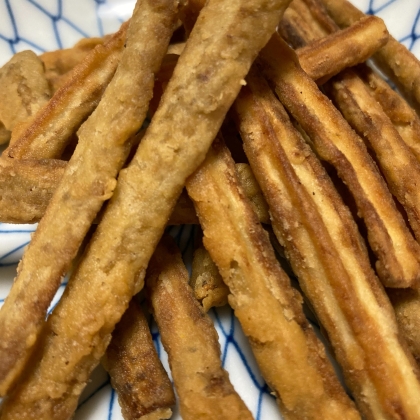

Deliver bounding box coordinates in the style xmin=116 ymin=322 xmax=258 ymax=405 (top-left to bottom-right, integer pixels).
xmin=147 ymin=235 xmax=252 ymax=420
xmin=233 ymin=67 xmax=420 ymax=419
xmin=186 ymin=137 xmax=359 ymax=419
xmin=258 ymin=33 xmax=420 ymax=288
xmin=102 ymin=298 xmax=175 ymax=420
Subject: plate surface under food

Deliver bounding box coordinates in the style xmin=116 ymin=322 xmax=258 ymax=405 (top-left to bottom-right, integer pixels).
xmin=0 ymin=0 xmax=419 ymax=418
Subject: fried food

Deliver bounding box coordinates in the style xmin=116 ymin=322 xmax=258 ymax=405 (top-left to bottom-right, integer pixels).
xmin=147 ymin=235 xmax=253 ymax=420
xmin=296 ymin=15 xmax=388 ymax=84
xmin=190 ymin=244 xmax=229 ymax=311
xmin=0 ymin=51 xmax=50 ymax=135
xmin=40 ymin=36 xmax=109 ymax=92
xmin=258 ymin=33 xmax=420 ymax=288
xmin=325 ymin=68 xmax=420 ymax=242
xmin=233 ymin=67 xmax=420 ymax=419
xmin=320 ymin=0 xmax=420 ymax=109
xmin=4 ymin=21 xmax=128 ymax=160
xmin=0 ymin=0 xmax=178 ymax=397
xmin=0 ymin=0 xmax=289 ymax=415
xmin=186 ymin=137 xmax=359 ymax=419
xmin=102 ymin=298 xmax=175 ymax=420
xmin=0 ymin=122 xmax=10 ymax=145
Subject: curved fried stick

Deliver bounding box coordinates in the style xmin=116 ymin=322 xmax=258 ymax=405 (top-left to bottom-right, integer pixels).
xmin=102 ymin=299 xmax=175 ymax=420
xmin=147 ymin=236 xmax=253 ymax=420
xmin=0 ymin=0 xmax=289 ymax=416
xmin=233 ymin=67 xmax=420 ymax=419
xmin=320 ymin=0 xmax=420 ymax=110
xmin=0 ymin=0 xmax=178 ymax=396
xmin=186 ymin=138 xmax=359 ymax=419
xmin=258 ymin=33 xmax=420 ymax=288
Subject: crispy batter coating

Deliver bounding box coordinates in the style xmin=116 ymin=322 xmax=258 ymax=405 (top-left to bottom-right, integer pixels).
xmin=0 ymin=122 xmax=10 ymax=145
xmin=102 ymin=299 xmax=175 ymax=420
xmin=0 ymin=0 xmax=289 ymax=415
xmin=233 ymin=68 xmax=420 ymax=419
xmin=296 ymin=16 xmax=388 ymax=84
xmin=320 ymin=0 xmax=420 ymax=109
xmin=258 ymin=33 xmax=420 ymax=288
xmin=326 ymin=68 xmax=420 ymax=244
xmin=190 ymin=244 xmax=229 ymax=311
xmin=147 ymin=236 xmax=252 ymax=420
xmin=0 ymin=0 xmax=178 ymax=397
xmin=40 ymin=36 xmax=109 ymax=92
xmin=4 ymin=22 xmax=128 ymax=160
xmin=186 ymin=138 xmax=359 ymax=419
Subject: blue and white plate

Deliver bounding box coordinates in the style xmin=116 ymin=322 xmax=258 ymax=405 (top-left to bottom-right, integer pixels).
xmin=0 ymin=0 xmax=419 ymax=418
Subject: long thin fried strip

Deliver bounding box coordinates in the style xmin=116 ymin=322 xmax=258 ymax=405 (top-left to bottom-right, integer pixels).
xmin=325 ymin=68 xmax=420 ymax=242
xmin=0 ymin=0 xmax=178 ymax=396
xmin=102 ymin=299 xmax=175 ymax=420
xmin=186 ymin=138 xmax=359 ymax=419
xmin=258 ymin=33 xmax=420 ymax=288
xmin=0 ymin=51 xmax=50 ymax=134
xmin=296 ymin=15 xmax=388 ymax=84
xmin=0 ymin=162 xmax=266 ymax=225
xmin=320 ymin=0 xmax=420 ymax=109
xmin=0 ymin=0 xmax=289 ymax=416
xmin=190 ymin=244 xmax=229 ymax=311
xmin=3 ymin=22 xmax=128 ymax=160
xmin=147 ymin=236 xmax=253 ymax=420
xmin=0 ymin=158 xmax=65 ymax=224
xmin=233 ymin=68 xmax=420 ymax=419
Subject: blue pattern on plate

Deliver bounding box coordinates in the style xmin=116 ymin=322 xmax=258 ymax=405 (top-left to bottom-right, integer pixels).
xmin=1 ymin=0 xmax=420 ymax=418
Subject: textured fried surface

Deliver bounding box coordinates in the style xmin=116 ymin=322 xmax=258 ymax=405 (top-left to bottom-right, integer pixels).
xmin=326 ymin=68 xmax=420 ymax=245
xmin=190 ymin=245 xmax=229 ymax=311
xmin=296 ymin=15 xmax=388 ymax=84
xmin=0 ymin=51 xmax=50 ymax=133
xmin=0 ymin=0 xmax=289 ymax=415
xmin=0 ymin=0 xmax=178 ymax=397
xmin=147 ymin=236 xmax=252 ymax=420
xmin=234 ymin=68 xmax=420 ymax=419
xmin=258 ymin=33 xmax=420 ymax=288
xmin=4 ymin=22 xmax=127 ymax=160
xmin=320 ymin=0 xmax=420 ymax=109
xmin=102 ymin=299 xmax=175 ymax=420
xmin=186 ymin=138 xmax=359 ymax=419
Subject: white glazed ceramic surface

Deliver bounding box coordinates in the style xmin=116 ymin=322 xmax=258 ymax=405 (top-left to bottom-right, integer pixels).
xmin=0 ymin=0 xmax=419 ymax=418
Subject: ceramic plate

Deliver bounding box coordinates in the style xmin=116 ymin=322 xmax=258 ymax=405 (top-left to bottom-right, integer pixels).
xmin=0 ymin=0 xmax=419 ymax=418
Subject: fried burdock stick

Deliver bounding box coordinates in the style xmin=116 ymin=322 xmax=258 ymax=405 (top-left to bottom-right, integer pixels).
xmin=102 ymin=298 xmax=175 ymax=420
xmin=190 ymin=243 xmax=229 ymax=311
xmin=186 ymin=138 xmax=359 ymax=419
xmin=0 ymin=0 xmax=290 ymax=416
xmin=325 ymin=69 xmax=420 ymax=242
xmin=0 ymin=0 xmax=178 ymax=396
xmin=3 ymin=21 xmax=128 ymax=160
xmin=147 ymin=236 xmax=253 ymax=420
xmin=0 ymin=51 xmax=51 ymax=139
xmin=320 ymin=0 xmax=420 ymax=110
xmin=296 ymin=15 xmax=388 ymax=84
xmin=258 ymin=33 xmax=420 ymax=288
xmin=233 ymin=67 xmax=420 ymax=419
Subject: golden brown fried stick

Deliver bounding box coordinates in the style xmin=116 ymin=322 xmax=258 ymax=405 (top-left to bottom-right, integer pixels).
xmin=190 ymin=244 xmax=229 ymax=311
xmin=0 ymin=51 xmax=50 ymax=136
xmin=40 ymin=36 xmax=109 ymax=93
xmin=147 ymin=236 xmax=253 ymax=420
xmin=258 ymin=33 xmax=420 ymax=288
xmin=296 ymin=15 xmax=388 ymax=84
xmin=320 ymin=0 xmax=420 ymax=109
xmin=0 ymin=0 xmax=289 ymax=416
xmin=0 ymin=0 xmax=178 ymax=397
xmin=4 ymin=21 xmax=127 ymax=160
xmin=186 ymin=138 xmax=359 ymax=419
xmin=233 ymin=67 xmax=420 ymax=419
xmin=102 ymin=298 xmax=175 ymax=420
xmin=325 ymin=68 xmax=420 ymax=242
